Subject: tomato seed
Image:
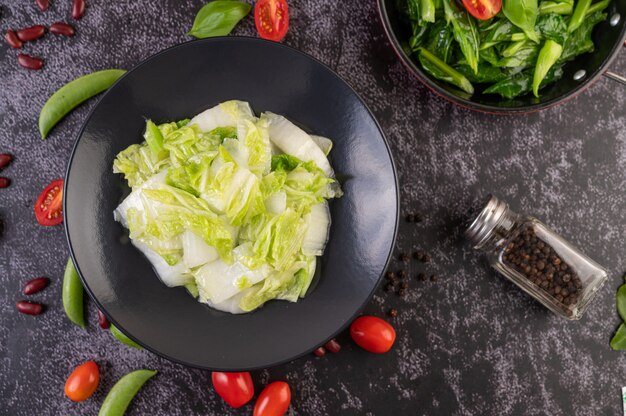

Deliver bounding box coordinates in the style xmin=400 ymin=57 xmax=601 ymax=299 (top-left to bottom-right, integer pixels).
xmin=16 ymin=300 xmax=44 ymax=315
xmin=0 ymin=154 xmax=13 ymax=169
xmin=0 ymin=177 xmax=10 ymax=188
xmin=16 ymin=25 xmax=46 ymax=42
xmin=36 ymin=0 xmax=49 ymax=11
xmin=4 ymin=31 xmax=23 ymax=49
xmin=17 ymin=54 xmax=44 ymax=70
xmin=313 ymin=346 xmax=326 ymax=357
xmin=324 ymin=339 xmax=341 ymax=353
xmin=72 ymin=0 xmax=85 ymax=20
xmin=97 ymin=310 xmax=110 ymax=329
xmin=49 ymin=22 xmax=75 ymax=37
xmin=23 ymin=277 xmax=50 ymax=295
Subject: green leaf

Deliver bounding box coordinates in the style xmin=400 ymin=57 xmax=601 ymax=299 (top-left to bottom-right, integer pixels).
xmin=503 ymin=0 xmax=540 ymax=42
xmin=455 ymin=63 xmax=507 ymax=83
xmin=418 ymin=47 xmax=474 ymax=94
xmin=443 ymin=0 xmax=480 ymax=73
xmin=188 ymin=1 xmax=252 ymax=39
xmin=483 ymin=65 xmax=563 ymax=98
xmin=425 ymin=20 xmax=455 ymax=62
xmin=536 ymin=13 xmax=568 ymax=43
xmin=611 ymin=323 xmax=626 ymax=351
xmin=560 ymin=11 xmax=606 ymax=61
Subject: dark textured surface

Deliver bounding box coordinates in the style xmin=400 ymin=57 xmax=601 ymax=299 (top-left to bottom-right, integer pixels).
xmin=1 ymin=0 xmax=625 ymax=415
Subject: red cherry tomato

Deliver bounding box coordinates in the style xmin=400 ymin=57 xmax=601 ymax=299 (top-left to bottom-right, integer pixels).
xmin=254 ymin=0 xmax=289 ymax=42
xmin=460 ymin=0 xmax=502 ymax=20
xmin=253 ymin=381 xmax=291 ymax=416
xmin=34 ymin=179 xmax=64 ymax=226
xmin=350 ymin=316 xmax=396 ymax=354
xmin=211 ymin=372 xmax=254 ymax=408
xmin=64 ymin=361 xmax=100 ymax=402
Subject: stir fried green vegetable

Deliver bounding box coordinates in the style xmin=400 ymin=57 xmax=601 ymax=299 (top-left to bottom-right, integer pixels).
xmin=399 ymin=0 xmax=609 ymax=98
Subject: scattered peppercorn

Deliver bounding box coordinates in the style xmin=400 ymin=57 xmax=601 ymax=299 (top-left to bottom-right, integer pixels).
xmin=406 ymin=214 xmax=415 ymax=222
xmin=413 ymin=214 xmax=422 ymax=223
xmin=399 ymin=253 xmax=409 ymax=262
xmin=430 ymin=274 xmax=438 ymax=282
xmin=422 ymin=254 xmax=432 ymax=263
xmin=384 ymin=282 xmax=394 ymax=292
xmin=417 ymin=272 xmax=426 ymax=281
xmin=400 ymin=281 xmax=408 ymax=289
xmin=388 ymin=308 xmax=398 ymax=318
xmin=397 ymin=288 xmax=407 ymax=297
xmin=399 ymin=270 xmax=407 ymax=279
xmin=413 ymin=251 xmax=424 ymax=261
xmin=385 ymin=271 xmax=395 ymax=280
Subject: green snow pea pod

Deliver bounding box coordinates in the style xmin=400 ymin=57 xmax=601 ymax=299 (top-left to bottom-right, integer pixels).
xmin=39 ymin=69 xmax=126 ymax=139
xmin=98 ymin=369 xmax=157 ymax=416
xmin=63 ymin=257 xmax=85 ymax=328
xmin=110 ymin=325 xmax=143 ymax=349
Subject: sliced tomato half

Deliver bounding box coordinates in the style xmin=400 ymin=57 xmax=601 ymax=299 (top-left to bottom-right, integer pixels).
xmin=254 ymin=0 xmax=289 ymax=42
xmin=35 ymin=179 xmax=64 ymax=226
xmin=461 ymin=0 xmax=502 ymax=20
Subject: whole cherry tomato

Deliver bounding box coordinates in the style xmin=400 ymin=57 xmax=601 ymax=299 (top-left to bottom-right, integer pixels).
xmin=350 ymin=316 xmax=396 ymax=354
xmin=211 ymin=371 xmax=254 ymax=408
xmin=64 ymin=361 xmax=100 ymax=401
xmin=254 ymin=381 xmax=291 ymax=416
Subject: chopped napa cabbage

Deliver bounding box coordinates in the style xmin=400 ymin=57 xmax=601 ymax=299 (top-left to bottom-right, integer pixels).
xmin=189 ymin=100 xmax=254 ymax=133
xmin=263 ymin=112 xmax=334 ymax=177
xmin=113 ymin=101 xmax=341 ymax=314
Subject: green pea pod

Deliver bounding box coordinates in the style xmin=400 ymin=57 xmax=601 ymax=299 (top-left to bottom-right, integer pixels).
xmin=610 ymin=323 xmax=626 ymax=350
xmin=63 ymin=258 xmax=85 ymax=328
xmin=39 ymin=69 xmax=126 ymax=139
xmin=110 ymin=325 xmax=143 ymax=349
xmin=532 ymin=40 xmax=563 ymax=97
xmin=98 ymin=369 xmax=157 ymax=416
xmin=616 ymin=282 xmax=626 ymax=322
xmin=568 ymin=0 xmax=592 ymax=32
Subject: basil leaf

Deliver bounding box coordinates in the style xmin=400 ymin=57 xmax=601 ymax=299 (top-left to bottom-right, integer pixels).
xmin=188 ymin=1 xmax=252 ymax=39
xmin=611 ymin=323 xmax=626 ymax=351
xmin=503 ymin=0 xmax=540 ymax=42
xmin=425 ymin=21 xmax=454 ymax=62
xmin=536 ymin=13 xmax=567 ymax=43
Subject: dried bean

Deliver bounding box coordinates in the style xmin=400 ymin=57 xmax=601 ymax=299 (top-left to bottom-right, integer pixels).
xmin=324 ymin=339 xmax=341 ymax=353
xmin=72 ymin=0 xmax=85 ymax=20
xmin=36 ymin=0 xmax=49 ymax=11
xmin=98 ymin=310 xmax=110 ymax=329
xmin=16 ymin=25 xmax=45 ymax=42
xmin=4 ymin=31 xmax=23 ymax=49
xmin=313 ymin=346 xmax=326 ymax=357
xmin=0 ymin=154 xmax=13 ymax=169
xmin=49 ymin=22 xmax=75 ymax=37
xmin=18 ymin=54 xmax=44 ymax=70
xmin=0 ymin=177 xmax=10 ymax=188
xmin=23 ymin=277 xmax=50 ymax=295
xmin=16 ymin=300 xmax=43 ymax=315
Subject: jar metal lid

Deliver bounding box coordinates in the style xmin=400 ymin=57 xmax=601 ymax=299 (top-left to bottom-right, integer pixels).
xmin=464 ymin=195 xmax=509 ymax=249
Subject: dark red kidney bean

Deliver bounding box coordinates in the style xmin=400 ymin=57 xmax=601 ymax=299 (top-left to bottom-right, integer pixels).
xmin=16 ymin=25 xmax=46 ymax=42
xmin=36 ymin=0 xmax=49 ymax=11
xmin=72 ymin=0 xmax=85 ymax=20
xmin=16 ymin=301 xmax=44 ymax=315
xmin=0 ymin=154 xmax=13 ymax=170
xmin=5 ymin=31 xmax=23 ymax=49
xmin=17 ymin=54 xmax=44 ymax=70
xmin=0 ymin=177 xmax=10 ymax=188
xmin=324 ymin=339 xmax=341 ymax=354
xmin=49 ymin=22 xmax=75 ymax=37
xmin=313 ymin=347 xmax=326 ymax=357
xmin=23 ymin=277 xmax=50 ymax=295
xmin=97 ymin=310 xmax=110 ymax=329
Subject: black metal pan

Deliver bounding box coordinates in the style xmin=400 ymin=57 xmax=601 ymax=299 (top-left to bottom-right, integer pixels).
xmin=378 ymin=0 xmax=626 ymax=113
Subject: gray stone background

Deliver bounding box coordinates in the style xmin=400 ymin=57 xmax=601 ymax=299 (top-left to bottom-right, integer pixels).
xmin=1 ymin=0 xmax=626 ymax=415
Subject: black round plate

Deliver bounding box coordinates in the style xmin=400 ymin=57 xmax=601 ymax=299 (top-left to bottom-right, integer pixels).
xmin=64 ymin=37 xmax=399 ymax=370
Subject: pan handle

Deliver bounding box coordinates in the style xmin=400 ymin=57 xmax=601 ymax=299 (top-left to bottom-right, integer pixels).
xmin=602 ymin=40 xmax=626 ymax=86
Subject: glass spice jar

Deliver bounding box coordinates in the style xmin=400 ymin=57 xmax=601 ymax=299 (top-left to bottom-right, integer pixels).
xmin=465 ymin=195 xmax=608 ymax=320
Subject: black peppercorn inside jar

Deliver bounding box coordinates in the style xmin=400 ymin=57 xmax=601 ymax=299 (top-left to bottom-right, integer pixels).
xmin=465 ymin=195 xmax=607 ymax=320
